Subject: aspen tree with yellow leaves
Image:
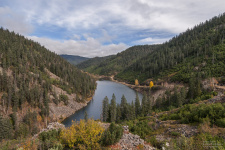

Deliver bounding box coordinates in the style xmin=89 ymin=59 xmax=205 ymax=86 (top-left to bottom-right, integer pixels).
xmin=60 ymin=119 xmax=104 ymax=149
xmin=135 ymin=79 xmax=139 ymax=86
xmin=149 ymin=81 xmax=154 ymax=88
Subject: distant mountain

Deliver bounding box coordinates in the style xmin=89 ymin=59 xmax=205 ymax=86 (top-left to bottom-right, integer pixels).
xmin=60 ymin=54 xmax=89 ymax=65
xmin=77 ymin=55 xmax=115 ymax=72
xmin=77 ymin=45 xmax=157 ymax=75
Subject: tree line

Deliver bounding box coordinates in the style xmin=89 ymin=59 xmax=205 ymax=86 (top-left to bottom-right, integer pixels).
xmin=101 ymin=92 xmax=152 ymax=123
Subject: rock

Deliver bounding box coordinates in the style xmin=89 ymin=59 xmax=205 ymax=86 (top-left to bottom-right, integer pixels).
xmin=112 ymin=126 xmax=156 ymax=150
xmin=32 ymin=122 xmax=65 ymax=139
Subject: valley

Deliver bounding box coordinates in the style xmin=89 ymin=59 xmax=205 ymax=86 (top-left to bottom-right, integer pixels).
xmin=0 ymin=10 xmax=225 ymax=150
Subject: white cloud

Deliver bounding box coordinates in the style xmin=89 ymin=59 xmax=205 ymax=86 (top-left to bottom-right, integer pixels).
xmin=18 ymin=0 xmax=225 ymax=34
xmin=1 ymin=0 xmax=225 ymax=57
xmin=134 ymin=37 xmax=170 ymax=45
xmin=0 ymin=6 xmax=33 ymax=34
xmin=28 ymin=35 xmax=128 ymax=58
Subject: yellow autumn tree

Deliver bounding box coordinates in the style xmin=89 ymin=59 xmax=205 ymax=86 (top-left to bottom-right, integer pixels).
xmin=60 ymin=119 xmax=104 ymax=149
xmin=135 ymin=79 xmax=139 ymax=86
xmin=149 ymin=81 xmax=154 ymax=88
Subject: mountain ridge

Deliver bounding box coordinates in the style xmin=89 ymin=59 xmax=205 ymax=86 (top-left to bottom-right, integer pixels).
xmin=60 ymin=54 xmax=89 ymax=65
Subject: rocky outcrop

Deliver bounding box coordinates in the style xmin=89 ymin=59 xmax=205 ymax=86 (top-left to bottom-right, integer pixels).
xmin=112 ymin=126 xmax=156 ymax=150
xmin=33 ymin=122 xmax=65 ymax=139
xmin=49 ymin=100 xmax=88 ymax=121
xmin=166 ymin=124 xmax=198 ymax=138
xmin=49 ymin=85 xmax=92 ymax=121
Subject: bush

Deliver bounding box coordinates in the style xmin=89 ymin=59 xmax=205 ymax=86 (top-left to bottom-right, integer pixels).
xmin=148 ymin=136 xmax=162 ymax=149
xmin=128 ymin=120 xmax=152 ymax=139
xmin=100 ymin=122 xmax=123 ymax=146
xmin=167 ymin=103 xmax=225 ymax=126
xmin=59 ymin=94 xmax=69 ymax=105
xmin=216 ymin=118 xmax=225 ymax=127
xmin=170 ymin=131 xmax=180 ymax=137
xmin=60 ymin=119 xmax=104 ymax=149
xmin=38 ymin=129 xmax=62 ymax=150
xmin=169 ymin=114 xmax=181 ymax=120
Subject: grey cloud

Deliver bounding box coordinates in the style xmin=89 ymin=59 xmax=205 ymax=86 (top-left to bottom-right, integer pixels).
xmin=0 ymin=7 xmax=33 ymax=34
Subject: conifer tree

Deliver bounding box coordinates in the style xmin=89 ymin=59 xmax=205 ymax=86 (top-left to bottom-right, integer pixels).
xmin=180 ymin=87 xmax=186 ymax=105
xmin=116 ymin=104 xmax=121 ymax=123
xmin=188 ymin=77 xmax=195 ymax=99
xmin=147 ymin=95 xmax=152 ymax=115
xmin=0 ymin=115 xmax=13 ymax=141
xmin=102 ymin=96 xmax=109 ymax=122
xmin=141 ymin=93 xmax=147 ymax=116
xmin=130 ymin=101 xmax=136 ymax=120
xmin=84 ymin=111 xmax=88 ymax=122
xmin=110 ymin=94 xmax=117 ymax=122
xmin=135 ymin=92 xmax=141 ymax=117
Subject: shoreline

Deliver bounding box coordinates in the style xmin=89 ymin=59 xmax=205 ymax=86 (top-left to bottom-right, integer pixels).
xmin=49 ymin=93 xmax=94 ymax=123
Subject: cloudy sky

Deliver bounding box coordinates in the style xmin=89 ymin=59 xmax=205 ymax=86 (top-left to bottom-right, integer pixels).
xmin=0 ymin=0 xmax=225 ymax=57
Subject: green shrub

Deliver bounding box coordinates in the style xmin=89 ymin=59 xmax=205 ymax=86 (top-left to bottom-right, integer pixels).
xmin=59 ymin=94 xmax=69 ymax=105
xmin=159 ymin=114 xmax=168 ymax=121
xmin=169 ymin=114 xmax=181 ymax=120
xmin=216 ymin=118 xmax=225 ymax=127
xmin=100 ymin=122 xmax=123 ymax=146
xmin=168 ymin=103 xmax=225 ymax=126
xmin=170 ymin=131 xmax=180 ymax=137
xmin=128 ymin=120 xmax=152 ymax=139
xmin=38 ymin=129 xmax=62 ymax=150
xmin=148 ymin=136 xmax=162 ymax=149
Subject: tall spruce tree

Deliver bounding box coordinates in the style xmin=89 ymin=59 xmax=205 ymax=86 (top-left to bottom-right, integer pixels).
xmin=116 ymin=104 xmax=121 ymax=123
xmin=135 ymin=92 xmax=141 ymax=117
xmin=102 ymin=96 xmax=109 ymax=122
xmin=0 ymin=115 xmax=13 ymax=141
xmin=120 ymin=95 xmax=128 ymax=120
xmin=110 ymin=94 xmax=117 ymax=122
xmin=141 ymin=93 xmax=147 ymax=116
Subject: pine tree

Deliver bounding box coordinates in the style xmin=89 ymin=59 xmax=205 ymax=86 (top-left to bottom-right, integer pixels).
xmin=147 ymin=95 xmax=152 ymax=115
xmin=195 ymin=79 xmax=202 ymax=98
xmin=110 ymin=94 xmax=116 ymax=122
xmin=180 ymin=87 xmax=186 ymax=104
xmin=141 ymin=93 xmax=147 ymax=116
xmin=0 ymin=115 xmax=13 ymax=141
xmin=116 ymin=104 xmax=121 ymax=123
xmin=188 ymin=77 xmax=195 ymax=99
xmin=130 ymin=101 xmax=136 ymax=120
xmin=84 ymin=111 xmax=88 ymax=122
xmin=102 ymin=96 xmax=109 ymax=122
xmin=135 ymin=92 xmax=141 ymax=117
xmin=120 ymin=95 xmax=128 ymax=120
xmin=177 ymin=92 xmax=182 ymax=107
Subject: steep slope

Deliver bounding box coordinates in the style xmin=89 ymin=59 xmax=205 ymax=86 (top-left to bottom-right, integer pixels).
xmin=0 ymin=28 xmax=96 ymax=140
xmin=78 ymin=45 xmax=158 ymax=75
xmin=116 ymin=13 xmax=225 ymax=83
xmin=60 ymin=54 xmax=89 ymax=65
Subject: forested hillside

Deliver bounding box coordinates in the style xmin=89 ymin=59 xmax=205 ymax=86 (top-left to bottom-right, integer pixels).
xmin=77 ymin=45 xmax=158 ymax=75
xmin=116 ymin=13 xmax=225 ymax=83
xmin=60 ymin=54 xmax=89 ymax=65
xmin=77 ymin=55 xmax=114 ymax=72
xmin=0 ymin=28 xmax=96 ymax=141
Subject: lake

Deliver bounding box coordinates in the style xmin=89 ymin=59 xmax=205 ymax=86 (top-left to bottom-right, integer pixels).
xmin=62 ymin=80 xmax=143 ymax=127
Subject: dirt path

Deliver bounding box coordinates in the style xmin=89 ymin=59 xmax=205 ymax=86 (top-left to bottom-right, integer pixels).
xmin=216 ymin=85 xmax=225 ymax=90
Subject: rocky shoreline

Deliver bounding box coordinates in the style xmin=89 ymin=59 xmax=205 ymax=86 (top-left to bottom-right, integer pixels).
xmin=49 ymin=85 xmax=94 ymax=122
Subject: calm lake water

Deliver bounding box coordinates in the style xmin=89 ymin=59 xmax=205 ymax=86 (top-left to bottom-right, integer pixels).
xmin=62 ymin=80 xmax=143 ymax=127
